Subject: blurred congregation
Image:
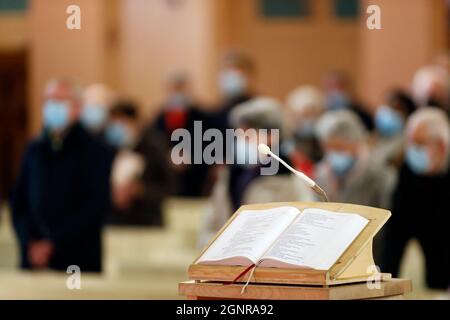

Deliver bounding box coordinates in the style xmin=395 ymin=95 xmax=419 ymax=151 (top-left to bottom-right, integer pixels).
xmin=0 ymin=0 xmax=449 ymax=299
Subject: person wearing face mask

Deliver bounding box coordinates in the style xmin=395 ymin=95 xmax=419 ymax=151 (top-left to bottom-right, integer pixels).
xmin=371 ymin=90 xmax=417 ymax=168
xmin=198 ymin=97 xmax=315 ymax=248
xmin=322 ymin=71 xmax=374 ymax=131
xmin=315 ymin=110 xmax=392 ymax=264
xmin=381 ymin=108 xmax=450 ymax=290
xmin=81 ymin=83 xmax=116 ymax=137
xmin=155 ymin=73 xmax=201 ymax=137
xmin=81 ymin=83 xmax=118 ymax=199
xmin=315 ymin=110 xmax=390 ymax=208
xmin=283 ymin=86 xmax=326 ymax=177
xmin=205 ymin=51 xmax=256 ymax=188
xmin=11 ymin=78 xmax=110 ymax=272
xmin=211 ymin=51 xmax=255 ymax=135
xmin=107 ymin=101 xmax=175 ymax=226
xmin=153 ymin=72 xmax=210 ymax=197
xmin=106 ymin=102 xmax=140 ymax=150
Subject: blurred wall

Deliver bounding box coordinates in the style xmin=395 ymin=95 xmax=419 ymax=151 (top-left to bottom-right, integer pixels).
xmin=0 ymin=8 xmax=29 ymax=194
xmin=358 ymin=0 xmax=448 ymax=110
xmin=221 ymin=0 xmax=359 ymax=101
xmin=26 ymin=0 xmax=449 ymax=135
xmin=28 ymin=0 xmax=113 ymax=135
xmin=118 ymin=0 xmax=218 ymax=118
xmin=28 ymin=0 xmax=219 ymax=132
xmin=0 ymin=12 xmax=27 ymax=51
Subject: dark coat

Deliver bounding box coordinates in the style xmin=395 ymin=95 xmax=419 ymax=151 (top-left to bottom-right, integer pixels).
xmin=381 ymin=162 xmax=450 ymax=289
xmin=349 ymin=102 xmax=374 ymax=132
xmin=155 ymin=104 xmax=210 ymax=197
xmin=11 ymin=123 xmax=111 ymax=272
xmin=228 ymin=150 xmax=292 ymax=212
xmin=109 ymin=128 xmax=175 ymax=226
xmin=211 ymin=94 xmax=253 ymax=134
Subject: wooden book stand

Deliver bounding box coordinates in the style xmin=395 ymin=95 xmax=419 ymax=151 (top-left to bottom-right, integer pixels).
xmin=188 ymin=202 xmax=392 ymax=286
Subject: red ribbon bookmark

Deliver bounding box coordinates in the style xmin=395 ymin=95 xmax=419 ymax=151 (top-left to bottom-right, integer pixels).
xmin=224 ymin=264 xmax=256 ymax=286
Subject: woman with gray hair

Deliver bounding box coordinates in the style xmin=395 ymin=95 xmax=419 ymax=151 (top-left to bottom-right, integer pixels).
xmin=314 ymin=110 xmax=391 ymax=208
xmin=314 ymin=110 xmax=392 ymax=264
xmin=382 ymin=108 xmax=450 ymax=290
xmin=198 ymin=97 xmax=315 ymax=248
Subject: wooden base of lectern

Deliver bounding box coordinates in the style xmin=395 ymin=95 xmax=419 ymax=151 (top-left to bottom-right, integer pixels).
xmin=179 ymin=279 xmax=412 ymax=300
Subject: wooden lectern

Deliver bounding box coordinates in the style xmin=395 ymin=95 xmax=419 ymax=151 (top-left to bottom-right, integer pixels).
xmin=179 ymin=202 xmax=412 ymax=300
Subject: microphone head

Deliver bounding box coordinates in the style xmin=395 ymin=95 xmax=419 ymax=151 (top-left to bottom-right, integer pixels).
xmin=258 ymin=144 xmax=271 ymax=156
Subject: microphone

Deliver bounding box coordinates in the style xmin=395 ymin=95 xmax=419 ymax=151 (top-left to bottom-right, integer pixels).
xmin=258 ymin=144 xmax=329 ymax=202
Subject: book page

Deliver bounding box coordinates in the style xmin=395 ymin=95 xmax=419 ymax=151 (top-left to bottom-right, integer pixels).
xmin=260 ymin=209 xmax=368 ymax=270
xmin=197 ymin=206 xmax=299 ymax=266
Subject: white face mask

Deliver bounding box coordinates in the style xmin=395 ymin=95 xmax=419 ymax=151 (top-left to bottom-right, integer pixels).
xmin=218 ymin=70 xmax=248 ymax=97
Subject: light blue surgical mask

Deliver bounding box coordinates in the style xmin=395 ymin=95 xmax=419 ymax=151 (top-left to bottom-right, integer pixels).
xmin=81 ymin=105 xmax=107 ymax=131
xmin=326 ymin=91 xmax=350 ymax=111
xmin=375 ymin=105 xmax=404 ymax=137
xmin=218 ymin=70 xmax=247 ymax=98
xmin=406 ymin=144 xmax=430 ymax=175
xmin=43 ymin=100 xmax=70 ymax=131
xmin=167 ymin=93 xmax=189 ymax=108
xmin=106 ymin=122 xmax=132 ymax=148
xmin=327 ymin=151 xmax=355 ymax=176
xmin=281 ymin=140 xmax=296 ymax=155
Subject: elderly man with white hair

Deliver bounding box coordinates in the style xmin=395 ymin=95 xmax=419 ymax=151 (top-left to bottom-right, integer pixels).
xmin=198 ymin=97 xmax=315 ymax=247
xmin=315 ymin=110 xmax=391 ymax=208
xmin=283 ymin=86 xmax=326 ymax=177
xmin=382 ymin=108 xmax=450 ymax=290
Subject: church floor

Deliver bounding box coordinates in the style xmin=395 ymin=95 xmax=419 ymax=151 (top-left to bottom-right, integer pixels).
xmin=0 ymin=199 xmax=448 ymax=300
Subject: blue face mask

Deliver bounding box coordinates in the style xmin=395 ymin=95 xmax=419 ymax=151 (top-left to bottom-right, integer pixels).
xmin=218 ymin=70 xmax=247 ymax=97
xmin=167 ymin=93 xmax=189 ymax=108
xmin=375 ymin=105 xmax=404 ymax=137
xmin=43 ymin=100 xmax=70 ymax=131
xmin=406 ymin=144 xmax=430 ymax=175
xmin=326 ymin=92 xmax=350 ymax=111
xmin=81 ymin=105 xmax=107 ymax=131
xmin=327 ymin=151 xmax=355 ymax=176
xmin=106 ymin=122 xmax=131 ymax=148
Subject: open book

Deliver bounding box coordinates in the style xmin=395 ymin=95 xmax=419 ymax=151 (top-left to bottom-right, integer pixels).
xmin=197 ymin=206 xmax=369 ymax=271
